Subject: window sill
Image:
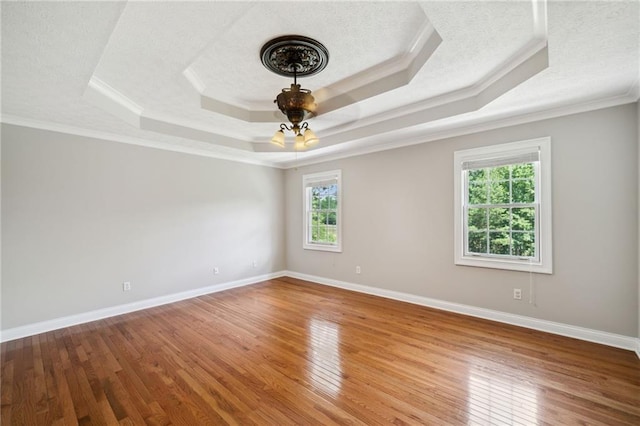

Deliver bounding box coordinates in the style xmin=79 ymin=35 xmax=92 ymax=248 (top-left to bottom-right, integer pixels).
xmin=304 ymin=243 xmax=342 ymax=253
xmin=455 ymin=256 xmax=552 ymax=274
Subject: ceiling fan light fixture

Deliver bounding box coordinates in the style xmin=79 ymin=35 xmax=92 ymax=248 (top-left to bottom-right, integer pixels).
xmin=303 ymin=128 xmax=319 ymax=146
xmin=270 ymin=129 xmax=286 ymax=148
xmin=261 ymin=35 xmax=329 ymax=150
xmin=294 ymin=133 xmax=306 ymax=151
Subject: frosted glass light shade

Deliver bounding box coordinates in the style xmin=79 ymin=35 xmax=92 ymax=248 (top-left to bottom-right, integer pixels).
xmin=303 ymin=128 xmax=319 ymax=146
xmin=294 ymin=133 xmax=305 ymax=150
xmin=270 ymin=130 xmax=286 ymax=147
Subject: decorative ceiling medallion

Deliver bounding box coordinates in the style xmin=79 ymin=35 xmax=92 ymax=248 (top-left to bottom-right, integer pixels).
xmin=260 ymin=35 xmax=329 ymax=78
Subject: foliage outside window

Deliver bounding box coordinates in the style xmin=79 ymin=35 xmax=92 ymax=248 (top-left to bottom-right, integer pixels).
xmin=454 ymin=138 xmax=552 ymax=273
xmin=303 ymin=170 xmax=342 ymax=252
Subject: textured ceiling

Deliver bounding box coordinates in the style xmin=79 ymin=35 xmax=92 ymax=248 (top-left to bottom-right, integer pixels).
xmin=1 ymin=1 xmax=638 ymax=168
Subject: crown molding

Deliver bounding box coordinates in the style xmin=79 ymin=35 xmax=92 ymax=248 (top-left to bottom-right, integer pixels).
xmin=4 ymin=88 xmax=634 ymax=172
xmin=303 ymin=42 xmax=549 ymax=149
xmin=183 ymin=66 xmax=207 ymax=94
xmin=84 ymin=76 xmax=264 ymax=149
xmin=313 ymin=21 xmax=442 ymax=115
xmin=0 ymin=115 xmax=280 ymax=168
xmin=84 ymin=77 xmax=143 ymax=127
xmin=84 ymin=2 xmax=552 ymax=157
xmin=255 ymin=42 xmax=549 ymax=154
xmin=277 ymin=91 xmax=638 ymax=169
xmin=197 ymin=15 xmax=441 ymax=122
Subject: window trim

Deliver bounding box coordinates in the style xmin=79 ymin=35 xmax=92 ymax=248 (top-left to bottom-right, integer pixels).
xmin=454 ymin=137 xmax=552 ymax=274
xmin=303 ymin=170 xmax=342 ymax=252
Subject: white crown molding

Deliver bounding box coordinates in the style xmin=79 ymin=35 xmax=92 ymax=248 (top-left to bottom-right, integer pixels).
xmin=0 ymin=115 xmax=280 ymax=168
xmin=302 ymin=1 xmax=548 ymax=141
xmin=625 ymin=78 xmax=640 ymax=100
xmin=84 ymin=77 xmax=263 ymax=149
xmin=285 ymin=271 xmax=639 ymax=354
xmin=277 ymin=91 xmax=638 ymax=169
xmin=198 ymin=16 xmax=441 ymax=122
xmin=254 ymin=38 xmax=549 ymax=154
xmin=199 ymin=92 xmax=278 ymax=123
xmin=84 ymin=5 xmax=550 ymax=157
xmin=313 ymin=21 xmax=442 ymax=116
xmin=277 ymin=43 xmax=548 ymax=154
xmin=0 ymin=271 xmax=287 ymax=343
xmin=140 ymin=112 xmax=253 ymax=151
xmin=83 ymin=77 xmax=143 ymax=127
xmin=183 ymin=66 xmax=207 ymax=94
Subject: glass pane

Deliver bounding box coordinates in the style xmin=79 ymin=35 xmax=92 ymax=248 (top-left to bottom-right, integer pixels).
xmin=489 ymin=180 xmax=510 ymax=204
xmin=512 ymin=207 xmax=535 ymax=231
xmin=316 ymin=225 xmax=328 ymax=242
xmin=311 ymin=194 xmax=320 ymax=210
xmin=468 ymin=182 xmax=487 ymax=204
xmin=489 ymin=232 xmax=510 ymax=255
xmin=319 ymin=196 xmax=329 ymax=211
xmin=468 ymin=232 xmax=487 ymax=254
xmin=468 ymin=208 xmax=487 ymax=231
xmin=489 ymin=165 xmax=510 ymax=181
xmin=512 ymin=163 xmax=534 ymax=179
xmin=513 ymin=232 xmax=535 ymax=257
xmin=468 ymin=169 xmax=487 ymax=182
xmin=326 ymin=194 xmax=336 ymax=210
xmin=326 ymin=226 xmax=337 ymax=243
xmin=327 ymin=212 xmax=337 ymax=225
xmin=488 ymin=208 xmax=509 ymax=231
xmin=512 ymin=179 xmax=535 ymax=203
xmin=311 ymin=212 xmax=321 ymax=225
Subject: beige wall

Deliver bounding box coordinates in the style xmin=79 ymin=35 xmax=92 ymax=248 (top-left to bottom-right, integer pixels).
xmin=286 ymin=103 xmax=639 ymax=337
xmin=1 ymin=124 xmax=285 ymax=329
xmin=2 ymin=104 xmax=638 ymax=338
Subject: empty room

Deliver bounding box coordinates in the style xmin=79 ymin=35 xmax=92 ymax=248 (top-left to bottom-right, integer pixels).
xmin=1 ymin=1 xmax=639 ymax=424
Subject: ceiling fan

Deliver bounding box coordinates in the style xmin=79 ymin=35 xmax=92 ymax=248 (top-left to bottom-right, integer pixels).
xmin=260 ymin=35 xmax=329 ymax=150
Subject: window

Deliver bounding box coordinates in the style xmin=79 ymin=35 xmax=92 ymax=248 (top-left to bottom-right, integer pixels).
xmin=303 ymin=170 xmax=342 ymax=252
xmin=454 ymin=138 xmax=552 ymax=273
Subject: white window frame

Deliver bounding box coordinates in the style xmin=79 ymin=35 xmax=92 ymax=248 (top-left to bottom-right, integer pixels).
xmin=303 ymin=170 xmax=342 ymax=252
xmin=454 ymin=137 xmax=552 ymax=274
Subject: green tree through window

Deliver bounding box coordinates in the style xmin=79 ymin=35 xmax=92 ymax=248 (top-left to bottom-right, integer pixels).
xmin=466 ymin=163 xmax=536 ymax=258
xmin=454 ymin=138 xmax=552 ymax=273
xmin=303 ymin=170 xmax=342 ymax=252
xmin=310 ymin=185 xmax=338 ymax=244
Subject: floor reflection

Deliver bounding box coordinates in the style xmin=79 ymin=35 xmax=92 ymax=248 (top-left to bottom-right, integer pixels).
xmin=307 ymin=318 xmax=342 ymax=397
xmin=467 ymin=367 xmax=538 ymax=425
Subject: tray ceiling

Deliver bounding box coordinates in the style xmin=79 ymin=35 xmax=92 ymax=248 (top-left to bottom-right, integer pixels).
xmin=1 ymin=1 xmax=638 ymax=168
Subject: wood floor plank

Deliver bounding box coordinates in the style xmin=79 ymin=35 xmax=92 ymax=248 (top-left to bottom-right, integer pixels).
xmin=2 ymin=277 xmax=639 ymax=425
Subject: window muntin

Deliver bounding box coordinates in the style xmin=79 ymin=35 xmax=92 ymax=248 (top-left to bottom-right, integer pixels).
xmin=303 ymin=170 xmax=342 ymax=252
xmin=454 ymin=138 xmax=552 ymax=273
xmin=464 ymin=162 xmax=538 ymax=260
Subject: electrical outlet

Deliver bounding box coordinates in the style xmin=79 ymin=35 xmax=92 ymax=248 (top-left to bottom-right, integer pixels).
xmin=214 ymin=267 xmax=219 ymax=275
xmin=513 ymin=288 xmax=522 ymax=300
xmin=356 ymin=266 xmax=361 ymax=274
xmin=252 ymin=261 xmax=257 ymax=268
xmin=123 ymin=281 xmax=131 ymax=292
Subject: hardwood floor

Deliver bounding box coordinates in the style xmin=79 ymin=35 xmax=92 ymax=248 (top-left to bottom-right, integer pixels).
xmin=2 ymin=277 xmax=639 ymax=425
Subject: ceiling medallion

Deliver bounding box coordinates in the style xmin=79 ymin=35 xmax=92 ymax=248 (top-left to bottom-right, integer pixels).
xmin=260 ymin=35 xmax=329 ymax=150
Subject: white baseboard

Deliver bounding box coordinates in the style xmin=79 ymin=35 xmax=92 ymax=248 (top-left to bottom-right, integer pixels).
xmin=4 ymin=270 xmax=638 ymax=360
xmin=285 ymin=271 xmax=639 ymax=355
xmin=0 ymin=271 xmax=286 ymax=343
